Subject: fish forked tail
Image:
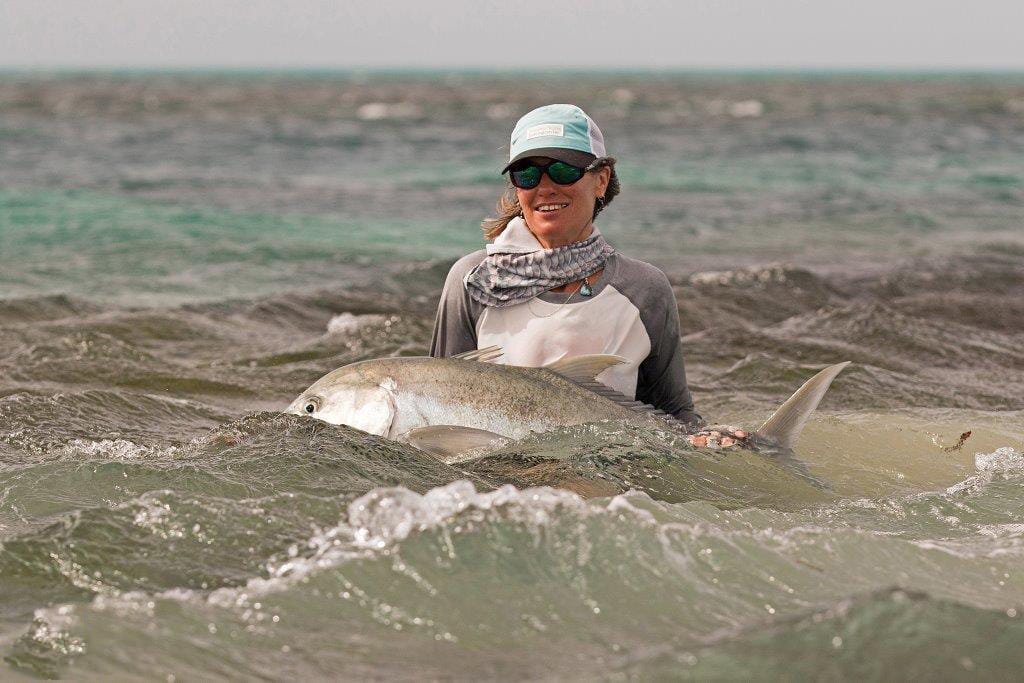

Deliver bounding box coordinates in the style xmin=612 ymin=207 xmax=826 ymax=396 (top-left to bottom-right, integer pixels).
xmin=752 ymin=361 xmax=851 ymax=452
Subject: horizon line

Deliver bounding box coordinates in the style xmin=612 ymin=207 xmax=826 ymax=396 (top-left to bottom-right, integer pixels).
xmin=2 ymin=64 xmax=1024 ymax=77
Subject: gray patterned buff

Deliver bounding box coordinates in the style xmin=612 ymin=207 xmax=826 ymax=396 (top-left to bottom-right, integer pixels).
xmin=464 ymin=231 xmax=615 ymax=308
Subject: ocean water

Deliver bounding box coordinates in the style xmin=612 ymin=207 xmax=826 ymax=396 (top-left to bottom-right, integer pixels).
xmin=1 ymin=72 xmax=1023 ymax=680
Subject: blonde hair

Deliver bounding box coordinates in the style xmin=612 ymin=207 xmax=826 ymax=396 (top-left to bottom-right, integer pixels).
xmin=481 ymin=158 xmax=620 ymax=241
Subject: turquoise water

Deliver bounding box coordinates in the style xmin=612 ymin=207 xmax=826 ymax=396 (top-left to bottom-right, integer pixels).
xmin=0 ymin=189 xmax=480 ymax=305
xmin=1 ymin=73 xmax=1023 ymax=680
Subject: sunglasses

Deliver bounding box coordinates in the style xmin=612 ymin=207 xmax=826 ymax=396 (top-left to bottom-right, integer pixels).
xmin=507 ymin=159 xmax=595 ymax=189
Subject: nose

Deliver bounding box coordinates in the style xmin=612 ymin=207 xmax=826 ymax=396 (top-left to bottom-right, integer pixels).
xmin=533 ymin=172 xmax=559 ymax=195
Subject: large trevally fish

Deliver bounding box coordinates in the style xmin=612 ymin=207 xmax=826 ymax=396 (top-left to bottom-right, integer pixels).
xmin=285 ymin=347 xmax=850 ymax=459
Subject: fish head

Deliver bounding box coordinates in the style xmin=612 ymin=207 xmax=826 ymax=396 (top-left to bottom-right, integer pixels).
xmin=286 ymin=362 xmax=398 ymax=437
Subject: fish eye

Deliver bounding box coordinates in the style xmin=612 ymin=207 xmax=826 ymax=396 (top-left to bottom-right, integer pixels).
xmin=305 ymin=403 xmax=315 ymax=414
xmin=303 ymin=397 xmax=320 ymax=414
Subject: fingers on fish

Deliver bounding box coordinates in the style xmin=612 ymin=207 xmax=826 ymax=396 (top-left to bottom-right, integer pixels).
xmin=687 ymin=426 xmax=747 ymax=449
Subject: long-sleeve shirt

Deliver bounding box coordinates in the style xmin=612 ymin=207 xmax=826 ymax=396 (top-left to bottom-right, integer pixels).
xmin=429 ymin=249 xmax=702 ymax=426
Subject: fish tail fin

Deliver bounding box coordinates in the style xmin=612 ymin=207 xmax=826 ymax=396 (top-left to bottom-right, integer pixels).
xmin=753 ymin=361 xmax=851 ymax=451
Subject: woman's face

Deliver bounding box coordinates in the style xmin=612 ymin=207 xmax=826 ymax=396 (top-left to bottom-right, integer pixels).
xmin=516 ymin=157 xmax=612 ymax=249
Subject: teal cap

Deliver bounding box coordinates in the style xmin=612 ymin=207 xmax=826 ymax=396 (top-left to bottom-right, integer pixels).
xmin=502 ymin=104 xmax=607 ymax=173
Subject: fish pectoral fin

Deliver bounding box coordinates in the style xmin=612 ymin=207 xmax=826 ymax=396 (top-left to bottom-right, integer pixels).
xmin=452 ymin=346 xmax=504 ymax=363
xmin=405 ymin=425 xmax=506 ymax=458
xmin=544 ymin=354 xmax=627 ymax=384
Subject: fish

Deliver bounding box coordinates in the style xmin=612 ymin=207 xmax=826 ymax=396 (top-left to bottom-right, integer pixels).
xmin=285 ymin=347 xmax=850 ymax=460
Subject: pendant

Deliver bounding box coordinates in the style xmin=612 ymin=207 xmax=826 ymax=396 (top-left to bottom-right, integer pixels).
xmin=579 ymin=280 xmax=593 ymax=297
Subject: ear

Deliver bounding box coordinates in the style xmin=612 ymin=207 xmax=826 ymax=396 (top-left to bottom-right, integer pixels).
xmin=595 ymin=165 xmax=612 ymax=196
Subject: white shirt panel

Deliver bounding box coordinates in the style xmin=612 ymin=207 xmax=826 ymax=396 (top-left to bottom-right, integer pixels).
xmin=476 ymin=284 xmax=652 ymax=397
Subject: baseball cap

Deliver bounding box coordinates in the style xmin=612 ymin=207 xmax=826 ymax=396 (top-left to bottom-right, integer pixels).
xmin=501 ymin=104 xmax=607 ymax=173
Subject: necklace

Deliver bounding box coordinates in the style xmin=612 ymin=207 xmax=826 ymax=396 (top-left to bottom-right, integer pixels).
xmin=527 ymin=273 xmax=596 ymax=318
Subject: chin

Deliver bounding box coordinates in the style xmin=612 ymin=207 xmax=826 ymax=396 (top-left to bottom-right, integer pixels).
xmin=529 ymin=214 xmax=588 ymax=242
xmin=530 ymin=219 xmax=566 ymax=235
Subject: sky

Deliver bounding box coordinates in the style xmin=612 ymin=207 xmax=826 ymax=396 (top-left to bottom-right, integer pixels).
xmin=1 ymin=0 xmax=1022 ymax=70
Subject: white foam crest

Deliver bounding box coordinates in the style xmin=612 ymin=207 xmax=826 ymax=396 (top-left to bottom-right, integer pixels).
xmin=348 ymin=480 xmax=588 ymax=550
xmin=325 ymin=312 xmax=387 ymax=336
xmin=974 ymin=446 xmax=1024 ymax=474
xmin=606 ymin=492 xmax=660 ymax=525
xmin=130 ymin=493 xmax=187 ymax=540
xmin=60 ymin=438 xmax=175 ymax=460
xmin=947 ymin=447 xmax=1024 ymax=495
xmin=199 ymin=481 xmax=656 ymax=611
xmin=688 ymin=263 xmax=801 ymax=289
xmin=32 ymin=603 xmax=79 ymax=632
xmin=90 ymin=590 xmax=157 ymax=618
xmin=728 ymin=99 xmax=764 ymax=118
xmin=22 ymin=604 xmax=86 ymax=657
xmin=356 ymin=102 xmax=422 ymax=121
xmin=911 ymin=530 xmax=1024 ymax=560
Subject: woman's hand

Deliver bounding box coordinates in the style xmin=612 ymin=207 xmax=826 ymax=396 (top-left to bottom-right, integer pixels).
xmin=686 ymin=426 xmax=749 ymax=449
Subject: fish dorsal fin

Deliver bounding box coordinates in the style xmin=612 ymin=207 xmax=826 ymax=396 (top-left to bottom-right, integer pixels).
xmin=452 ymin=346 xmax=504 ymax=363
xmin=573 ymin=380 xmax=675 ymax=422
xmin=544 ymin=354 xmax=627 ymax=384
xmin=755 ymin=361 xmax=851 ymax=451
xmin=405 ymin=425 xmax=506 ymax=458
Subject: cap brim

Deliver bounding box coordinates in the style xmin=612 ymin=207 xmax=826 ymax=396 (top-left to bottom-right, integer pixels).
xmin=501 ymin=147 xmax=597 ymax=174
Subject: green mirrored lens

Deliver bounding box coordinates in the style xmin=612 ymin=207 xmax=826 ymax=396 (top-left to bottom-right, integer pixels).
xmin=511 ymin=165 xmax=542 ymax=188
xmin=547 ymin=162 xmax=585 ymax=184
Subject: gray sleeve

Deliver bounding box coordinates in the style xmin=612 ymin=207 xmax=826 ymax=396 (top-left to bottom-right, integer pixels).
xmin=619 ymin=260 xmax=703 ymax=427
xmin=429 ymin=251 xmax=487 ymax=358
xmin=636 ymin=291 xmax=702 ymax=427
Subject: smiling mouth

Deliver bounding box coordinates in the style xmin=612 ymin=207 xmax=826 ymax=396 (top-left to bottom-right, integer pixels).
xmin=536 ymin=203 xmax=569 ymax=213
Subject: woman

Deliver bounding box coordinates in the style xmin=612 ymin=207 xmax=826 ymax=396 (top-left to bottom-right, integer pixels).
xmin=431 ymin=104 xmax=701 ymax=427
